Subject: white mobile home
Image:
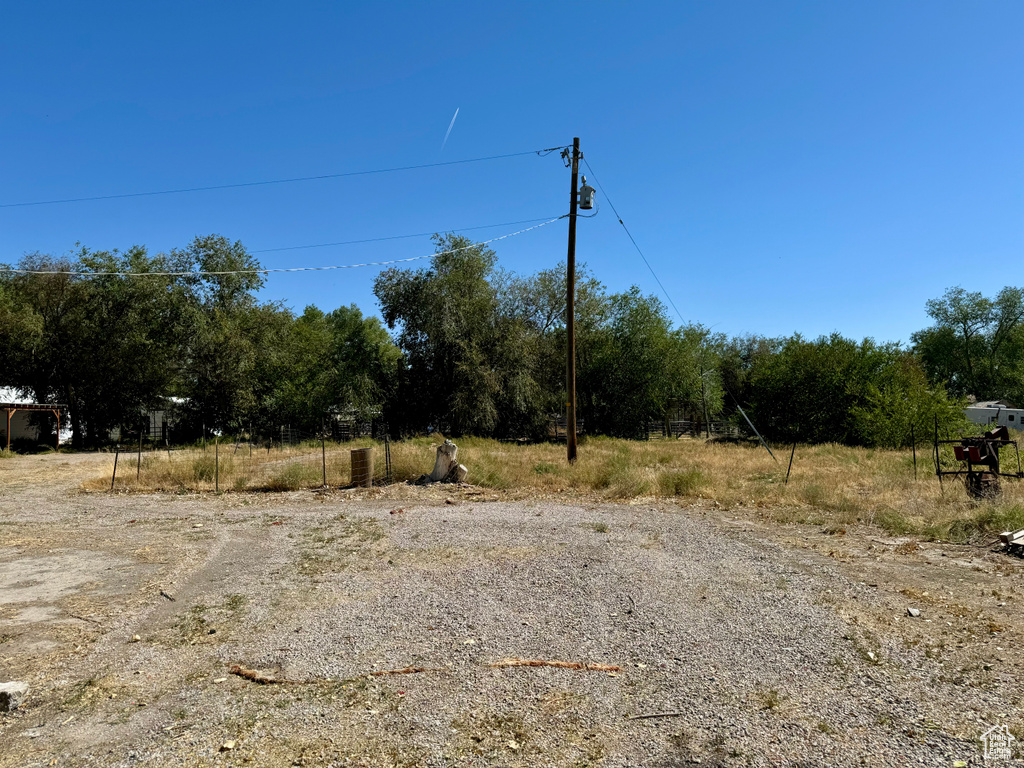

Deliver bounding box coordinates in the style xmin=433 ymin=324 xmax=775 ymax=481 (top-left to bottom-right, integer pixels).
xmin=965 ymin=400 xmax=1024 ymax=429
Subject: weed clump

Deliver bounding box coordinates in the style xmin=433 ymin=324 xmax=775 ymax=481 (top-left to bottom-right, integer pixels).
xmin=658 ymin=468 xmax=706 ymax=497
xmin=265 ymin=462 xmax=321 ymax=491
xmin=191 ymin=455 xmax=216 ymax=482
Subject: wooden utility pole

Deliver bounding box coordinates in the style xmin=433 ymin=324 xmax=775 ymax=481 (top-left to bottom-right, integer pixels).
xmin=566 ymin=137 xmax=580 ymax=463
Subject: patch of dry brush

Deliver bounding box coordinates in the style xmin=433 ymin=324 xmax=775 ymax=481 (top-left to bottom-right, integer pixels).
xmin=81 ymin=435 xmax=1024 ymax=542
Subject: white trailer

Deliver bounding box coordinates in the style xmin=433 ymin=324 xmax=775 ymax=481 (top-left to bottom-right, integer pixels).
xmin=965 ymin=401 xmax=1024 ymax=429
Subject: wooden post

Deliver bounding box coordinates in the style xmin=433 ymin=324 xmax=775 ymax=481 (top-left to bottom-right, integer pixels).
xmin=215 ymin=437 xmax=219 ymax=493
xmin=137 ymin=427 xmax=143 ymax=481
xmin=111 ymin=445 xmax=120 ymax=491
xmin=785 ymin=442 xmax=796 ymax=485
xmin=566 ymin=136 xmax=580 ymax=464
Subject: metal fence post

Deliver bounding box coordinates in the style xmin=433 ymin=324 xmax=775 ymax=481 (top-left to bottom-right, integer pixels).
xmin=911 ymin=424 xmax=917 ymax=479
xmin=321 ymin=427 xmax=327 ymax=488
xmin=785 ymin=442 xmax=796 ymax=485
xmin=111 ymin=444 xmax=120 ymax=491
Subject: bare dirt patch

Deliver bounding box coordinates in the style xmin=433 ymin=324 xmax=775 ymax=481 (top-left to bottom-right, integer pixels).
xmin=1 ymin=452 xmax=1022 ymax=767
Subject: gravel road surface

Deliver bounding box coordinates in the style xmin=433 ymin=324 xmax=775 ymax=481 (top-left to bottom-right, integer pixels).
xmin=1 ymin=453 xmax=1021 ymax=766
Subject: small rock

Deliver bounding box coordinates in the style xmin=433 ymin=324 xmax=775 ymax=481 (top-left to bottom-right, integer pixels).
xmin=867 ymin=651 xmax=877 ymax=663
xmin=213 ymin=677 xmax=227 ymax=683
xmin=0 ymin=682 xmax=29 ymax=712
xmin=192 ymin=523 xmax=203 ymax=529
xmin=220 ymin=740 xmax=236 ymax=751
xmin=907 ymin=607 xmax=921 ymax=618
xmin=130 ymin=634 xmax=141 ymax=643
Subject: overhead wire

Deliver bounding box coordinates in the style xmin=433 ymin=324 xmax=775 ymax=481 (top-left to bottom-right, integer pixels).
xmin=585 ymin=154 xmax=774 ymax=456
xmin=0 ymin=145 xmax=570 ymax=209
xmin=0 ymin=216 xmax=565 ymax=277
xmin=580 ymin=156 xmax=685 ymax=326
xmin=251 ymin=216 xmax=557 ymax=254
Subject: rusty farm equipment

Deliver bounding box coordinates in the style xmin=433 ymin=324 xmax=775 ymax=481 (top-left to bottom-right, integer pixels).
xmin=934 ymin=425 xmax=1023 ymax=499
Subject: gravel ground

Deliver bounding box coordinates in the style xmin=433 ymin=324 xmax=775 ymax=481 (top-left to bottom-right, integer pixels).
xmin=1 ymin=453 xmax=1021 ymax=767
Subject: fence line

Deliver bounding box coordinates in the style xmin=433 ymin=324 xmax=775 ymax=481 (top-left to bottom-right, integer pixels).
xmin=109 ymin=436 xmax=393 ymax=492
xmin=644 ymin=419 xmax=745 ymax=440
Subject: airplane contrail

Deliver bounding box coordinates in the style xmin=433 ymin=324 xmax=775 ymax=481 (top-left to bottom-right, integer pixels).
xmin=441 ymin=107 xmax=459 ymax=151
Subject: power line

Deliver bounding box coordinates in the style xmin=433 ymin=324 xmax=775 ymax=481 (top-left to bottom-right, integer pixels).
xmin=0 ymin=146 xmax=570 ymax=209
xmin=580 ymin=157 xmax=773 ymax=454
xmin=581 ymin=157 xmax=686 ymax=326
xmin=251 ymin=216 xmax=557 ymax=254
xmin=0 ymin=217 xmax=565 ymax=277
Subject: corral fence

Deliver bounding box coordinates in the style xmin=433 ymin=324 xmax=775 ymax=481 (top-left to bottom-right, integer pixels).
xmin=644 ymin=419 xmax=746 ymax=440
xmin=545 ymin=415 xmax=745 ymax=442
xmin=548 ymin=416 xmax=586 ymax=442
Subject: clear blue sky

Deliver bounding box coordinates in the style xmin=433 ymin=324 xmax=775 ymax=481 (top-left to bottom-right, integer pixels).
xmin=2 ymin=2 xmax=1021 ymax=343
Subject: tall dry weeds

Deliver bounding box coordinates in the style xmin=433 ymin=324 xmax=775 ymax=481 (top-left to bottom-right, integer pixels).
xmin=80 ymin=435 xmax=1024 ymax=541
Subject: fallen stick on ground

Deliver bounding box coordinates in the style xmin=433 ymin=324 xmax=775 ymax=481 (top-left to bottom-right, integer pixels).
xmin=626 ymin=711 xmax=684 ymax=721
xmin=68 ymin=613 xmax=101 ymax=625
xmin=369 ymin=665 xmax=442 ymax=676
xmin=228 ymin=664 xmax=298 ymax=685
xmin=488 ymin=658 xmax=622 ymax=672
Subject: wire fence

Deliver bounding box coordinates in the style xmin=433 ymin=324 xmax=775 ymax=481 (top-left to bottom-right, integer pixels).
xmin=107 ymin=435 xmax=394 ymax=493
xmin=644 ymin=419 xmax=746 ymax=440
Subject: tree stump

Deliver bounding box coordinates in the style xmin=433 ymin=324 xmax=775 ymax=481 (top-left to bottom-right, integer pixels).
xmin=424 ymin=439 xmax=468 ymax=484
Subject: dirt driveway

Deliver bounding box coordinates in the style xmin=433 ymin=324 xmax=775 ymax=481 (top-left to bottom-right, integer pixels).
xmin=1 ymin=452 xmax=1021 ymax=767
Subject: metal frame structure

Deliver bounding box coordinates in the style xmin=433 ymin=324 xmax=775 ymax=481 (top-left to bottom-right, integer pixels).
xmin=1 ymin=403 xmax=66 ymax=451
xmin=933 ymin=423 xmax=1023 ymax=498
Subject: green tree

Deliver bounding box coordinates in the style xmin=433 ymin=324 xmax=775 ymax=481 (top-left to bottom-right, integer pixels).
xmin=171 ymin=235 xmax=277 ymax=438
xmin=0 ymin=247 xmax=189 ymax=447
xmin=584 ymin=289 xmax=679 ymax=437
xmin=375 ymin=234 xmax=507 ymax=436
xmin=746 ymin=333 xmax=965 ymax=446
xmin=913 ymin=286 xmax=1024 ymax=401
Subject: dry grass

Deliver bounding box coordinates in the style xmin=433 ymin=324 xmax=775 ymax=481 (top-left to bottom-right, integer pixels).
xmin=80 ymin=435 xmax=1024 ymax=542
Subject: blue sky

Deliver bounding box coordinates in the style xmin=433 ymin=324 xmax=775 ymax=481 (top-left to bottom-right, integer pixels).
xmin=2 ymin=2 xmax=1021 ymax=343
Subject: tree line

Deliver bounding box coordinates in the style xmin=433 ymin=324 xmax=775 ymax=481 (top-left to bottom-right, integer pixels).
xmin=0 ymin=234 xmax=1006 ymax=450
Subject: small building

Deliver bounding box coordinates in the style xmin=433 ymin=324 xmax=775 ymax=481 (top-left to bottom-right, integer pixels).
xmin=965 ymin=400 xmax=1024 ymax=429
xmin=1 ymin=403 xmax=66 ymax=451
